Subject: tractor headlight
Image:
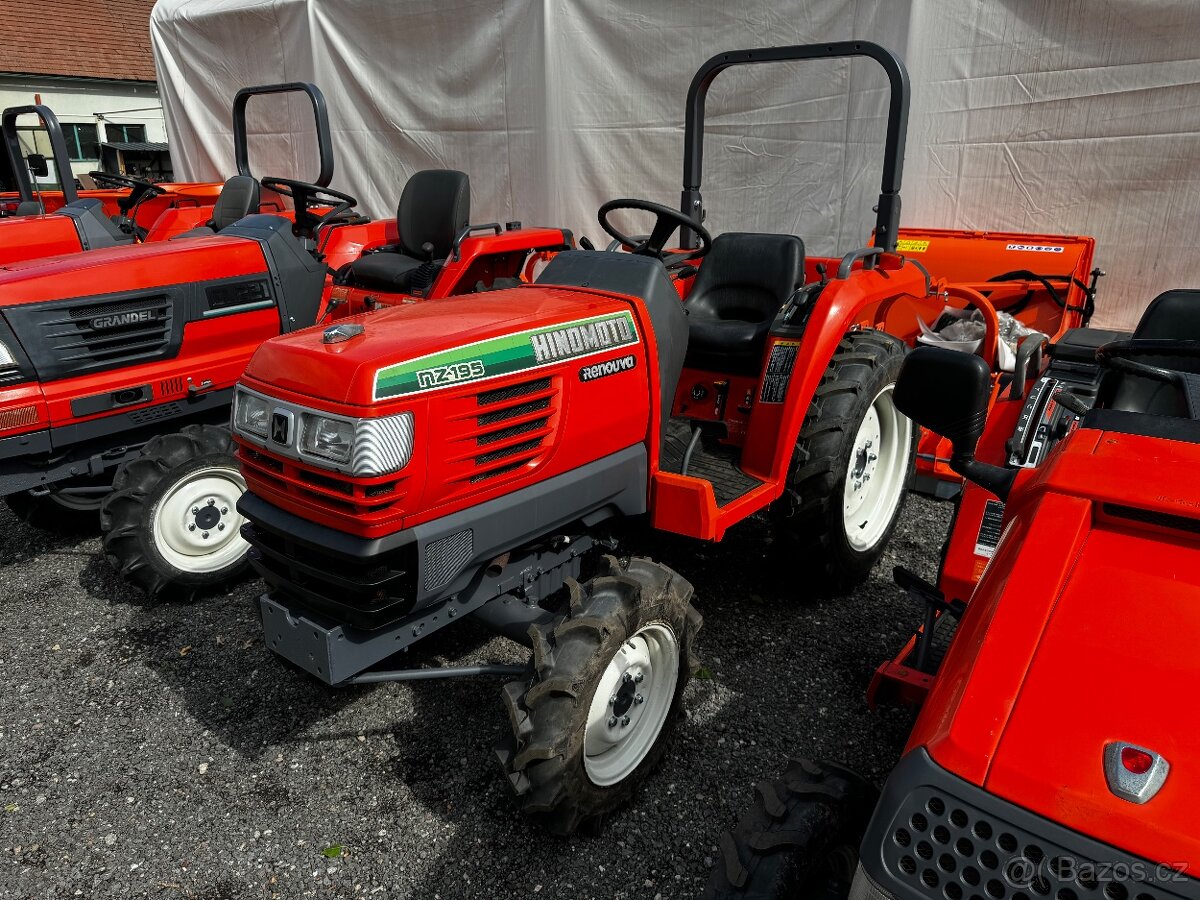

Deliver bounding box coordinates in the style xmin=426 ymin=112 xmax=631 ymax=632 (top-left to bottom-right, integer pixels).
xmin=234 ymin=390 xmax=271 ymax=439
xmin=0 ymin=339 xmax=25 ymax=384
xmin=300 ymin=413 xmax=355 ymax=464
xmin=349 ymin=412 xmax=414 ymax=477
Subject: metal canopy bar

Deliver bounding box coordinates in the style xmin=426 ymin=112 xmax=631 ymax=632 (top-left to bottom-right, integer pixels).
xmin=231 ymin=82 xmax=334 ymax=187
xmin=679 ymin=40 xmax=910 ymax=252
xmin=1 ymin=104 xmax=78 ymax=204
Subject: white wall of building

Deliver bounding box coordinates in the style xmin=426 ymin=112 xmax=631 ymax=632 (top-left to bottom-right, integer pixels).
xmin=0 ymin=75 xmax=165 ymax=184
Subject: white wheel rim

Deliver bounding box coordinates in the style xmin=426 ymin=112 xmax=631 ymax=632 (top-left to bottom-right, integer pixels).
xmin=150 ymin=465 xmax=248 ymax=573
xmin=583 ymin=622 xmax=680 ymax=787
xmin=842 ymin=384 xmax=911 ymax=553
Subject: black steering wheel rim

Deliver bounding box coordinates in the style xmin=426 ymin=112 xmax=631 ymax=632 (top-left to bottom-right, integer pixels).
xmin=88 ymin=170 xmax=159 ymax=192
xmin=597 ymin=198 xmax=712 ymax=264
xmin=88 ymin=170 xmax=164 ymax=220
xmin=260 ymin=176 xmax=357 ymax=238
xmin=1095 ymin=338 xmax=1200 ymax=385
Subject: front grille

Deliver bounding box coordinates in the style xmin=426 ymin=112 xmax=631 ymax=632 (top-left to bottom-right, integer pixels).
xmin=244 ymin=519 xmax=419 ymax=631
xmin=879 ymin=781 xmax=1195 ymax=900
xmin=6 ymin=289 xmax=181 ymax=380
xmin=237 ymin=443 xmax=407 ymax=525
xmin=46 ymin=294 xmax=172 ymax=365
xmin=437 ymin=375 xmax=560 ymax=489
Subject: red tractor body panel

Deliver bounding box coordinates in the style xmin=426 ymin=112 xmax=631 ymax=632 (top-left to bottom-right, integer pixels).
xmin=903 ymin=428 xmax=1200 ymax=867
xmin=239 ymin=286 xmax=653 ymax=538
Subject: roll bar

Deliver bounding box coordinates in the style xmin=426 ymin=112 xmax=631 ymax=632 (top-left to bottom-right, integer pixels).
xmin=232 ymin=82 xmax=334 ymax=187
xmin=680 ymin=41 xmax=910 ymax=252
xmin=1 ymin=105 xmax=78 ymax=204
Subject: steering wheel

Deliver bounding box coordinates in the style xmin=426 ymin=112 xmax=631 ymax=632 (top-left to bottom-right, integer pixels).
xmin=260 ymin=177 xmax=357 ymax=238
xmin=88 ymin=171 xmax=164 ymax=206
xmin=598 ymin=198 xmax=712 ymax=266
xmin=1095 ymin=339 xmax=1200 ymax=384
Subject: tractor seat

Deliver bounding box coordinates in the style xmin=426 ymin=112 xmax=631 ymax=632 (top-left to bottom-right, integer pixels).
xmin=170 ymin=175 xmax=261 ymax=238
xmin=1105 ymin=289 xmax=1200 ymax=418
xmin=343 ymin=169 xmax=470 ymax=293
xmin=682 ymin=232 xmax=804 ymax=374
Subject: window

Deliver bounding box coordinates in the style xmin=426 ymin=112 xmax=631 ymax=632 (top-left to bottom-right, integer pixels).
xmin=106 ymin=123 xmax=147 ymax=143
xmin=64 ymin=124 xmax=100 ymax=161
xmin=21 ymin=124 xmax=101 ymax=162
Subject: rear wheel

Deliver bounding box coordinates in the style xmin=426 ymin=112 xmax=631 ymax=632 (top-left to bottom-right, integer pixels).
xmin=704 ymin=758 xmax=878 ymax=899
xmin=772 ymin=330 xmax=915 ymax=595
xmin=5 ymin=473 xmax=110 ymax=532
xmin=495 ymin=555 xmax=702 ymax=834
xmin=100 ymin=424 xmax=249 ymax=597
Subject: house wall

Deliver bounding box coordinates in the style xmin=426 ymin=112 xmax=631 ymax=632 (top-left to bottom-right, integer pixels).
xmin=0 ymin=75 xmax=165 ymax=185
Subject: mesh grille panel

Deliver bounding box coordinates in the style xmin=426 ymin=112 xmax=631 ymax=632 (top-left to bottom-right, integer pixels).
xmin=424 ymin=529 xmax=473 ymax=591
xmin=881 ymin=787 xmax=1188 ymax=900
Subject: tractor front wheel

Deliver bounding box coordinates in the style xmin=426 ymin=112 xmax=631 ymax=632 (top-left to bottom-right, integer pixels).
xmin=100 ymin=424 xmax=249 ymax=598
xmin=772 ymin=329 xmax=915 ymax=595
xmin=495 ymin=555 xmax=702 ymax=835
xmin=704 ymin=758 xmax=878 ymax=899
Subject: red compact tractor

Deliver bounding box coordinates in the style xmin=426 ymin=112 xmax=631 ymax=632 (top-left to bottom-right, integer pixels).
xmin=227 ymin=42 xmax=1106 ymax=834
xmin=705 ymin=297 xmax=1200 ymax=898
xmin=0 ymin=104 xmax=225 ymax=263
xmin=0 ymin=82 xmax=571 ymax=596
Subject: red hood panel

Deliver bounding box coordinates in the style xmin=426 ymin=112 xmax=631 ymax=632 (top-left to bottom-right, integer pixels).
xmin=243 ymin=286 xmax=635 ymax=407
xmin=985 ymin=519 xmax=1200 ymax=867
xmin=0 ymin=235 xmax=267 ymax=306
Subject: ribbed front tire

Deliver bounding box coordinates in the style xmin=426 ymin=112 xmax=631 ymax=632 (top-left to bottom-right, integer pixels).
xmin=100 ymin=424 xmax=249 ymax=598
xmin=705 ymin=758 xmax=878 ymax=899
xmin=495 ymin=555 xmax=702 ymax=835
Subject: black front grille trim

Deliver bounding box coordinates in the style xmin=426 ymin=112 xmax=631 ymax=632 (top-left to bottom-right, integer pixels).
xmin=861 ymin=749 xmax=1200 ymax=900
xmin=477 ymin=376 xmax=550 ymax=407
xmin=243 ymin=517 xmax=419 ymax=631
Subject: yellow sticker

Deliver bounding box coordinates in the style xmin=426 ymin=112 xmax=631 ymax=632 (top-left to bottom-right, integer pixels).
xmin=895 ymin=239 xmax=929 ymax=253
xmin=774 ymin=340 xmax=801 ymax=347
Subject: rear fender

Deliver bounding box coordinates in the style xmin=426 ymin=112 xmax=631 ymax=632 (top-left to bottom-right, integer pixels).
xmin=739 ymin=255 xmax=928 ymax=483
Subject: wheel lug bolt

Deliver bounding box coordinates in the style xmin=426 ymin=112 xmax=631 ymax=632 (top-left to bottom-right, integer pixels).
xmin=634 ymin=672 xmax=643 ymax=683
xmin=635 ymin=694 xmax=643 ymax=704
xmin=609 ymin=694 xmax=618 ymax=705
xmin=607 ymin=716 xmax=618 ymax=727
xmin=221 ymin=507 xmax=228 ymax=514
xmin=202 ymin=531 xmax=210 ymax=539
xmin=620 ymin=716 xmax=630 ymax=726
xmin=622 ymin=672 xmax=633 ymax=683
xmin=191 ymin=507 xmax=199 ymax=514
xmin=218 ymin=523 xmax=225 ymax=531
xmin=207 ymin=499 xmax=216 ymax=506
xmin=188 ymin=524 xmax=196 ymax=532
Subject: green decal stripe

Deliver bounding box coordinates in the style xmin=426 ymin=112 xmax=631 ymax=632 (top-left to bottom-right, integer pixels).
xmin=374 ymin=311 xmax=637 ymax=400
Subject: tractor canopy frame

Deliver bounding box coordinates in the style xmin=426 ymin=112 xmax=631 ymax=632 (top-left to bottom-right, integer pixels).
xmin=679 ymin=40 xmax=909 ymax=252
xmin=232 ymin=82 xmax=334 ymax=188
xmin=1 ymin=105 xmax=78 ymax=205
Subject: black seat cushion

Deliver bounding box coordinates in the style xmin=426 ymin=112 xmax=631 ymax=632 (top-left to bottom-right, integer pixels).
xmin=682 ymin=232 xmax=804 ymax=373
xmin=1107 ymin=289 xmax=1200 ymax=417
xmin=345 ymin=169 xmax=470 ymax=293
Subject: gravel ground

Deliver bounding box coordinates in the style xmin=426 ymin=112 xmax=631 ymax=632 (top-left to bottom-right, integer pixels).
xmin=0 ymin=492 xmax=952 ymax=900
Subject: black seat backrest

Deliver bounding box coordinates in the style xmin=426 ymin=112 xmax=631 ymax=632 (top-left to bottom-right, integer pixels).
xmin=683 ymin=232 xmax=804 ymax=321
xmin=1108 ymin=289 xmax=1200 ymax=417
xmin=397 ymin=169 xmax=470 ymax=260
xmin=210 ymin=175 xmax=261 ymax=231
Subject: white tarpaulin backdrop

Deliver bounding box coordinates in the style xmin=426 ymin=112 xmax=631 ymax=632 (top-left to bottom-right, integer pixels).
xmin=151 ymin=0 xmax=1200 ymax=330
